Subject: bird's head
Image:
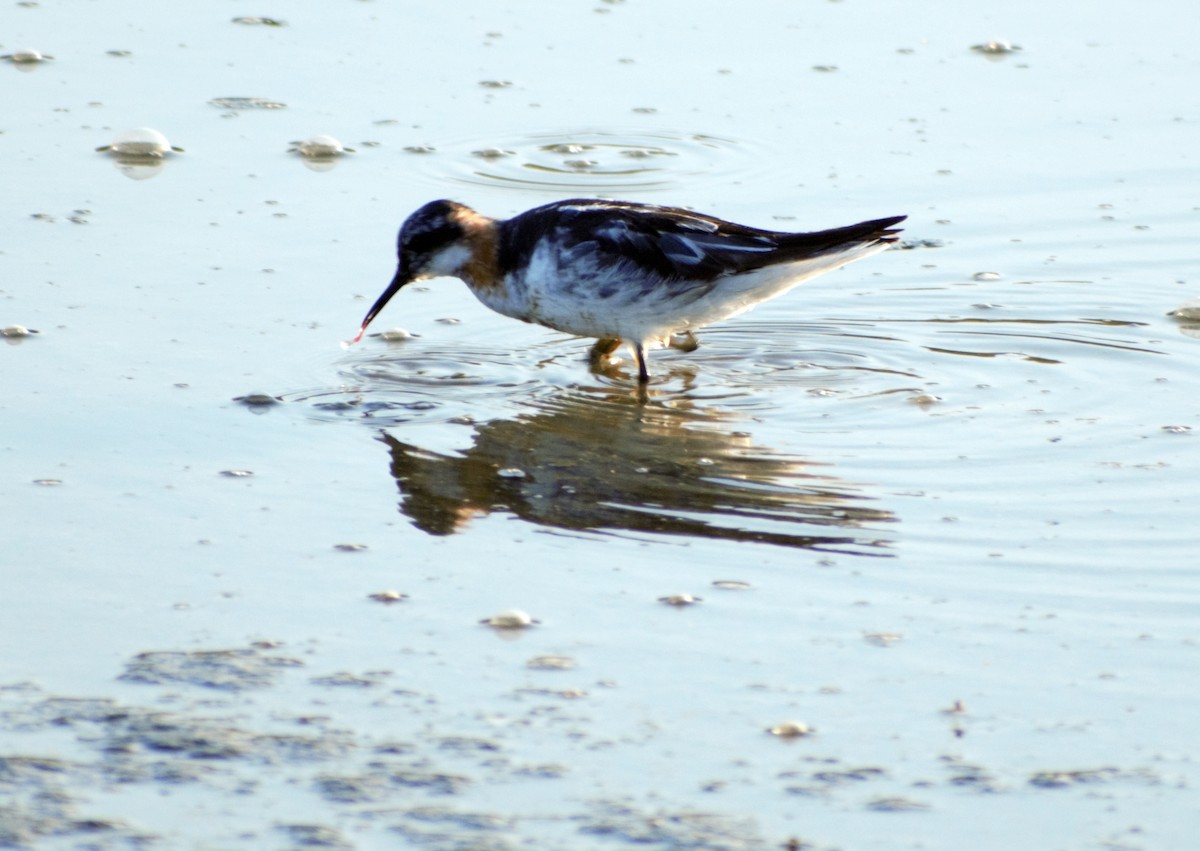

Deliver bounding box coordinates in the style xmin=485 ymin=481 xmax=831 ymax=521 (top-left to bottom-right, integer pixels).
xmin=354 ymin=199 xmax=474 ymax=339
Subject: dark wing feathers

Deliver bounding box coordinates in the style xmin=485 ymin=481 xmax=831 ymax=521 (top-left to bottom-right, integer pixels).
xmin=499 ymin=199 xmax=905 ymax=284
xmin=586 ymin=216 xmax=778 ymax=281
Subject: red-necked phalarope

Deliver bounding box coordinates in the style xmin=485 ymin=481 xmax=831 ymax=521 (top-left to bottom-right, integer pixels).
xmin=354 ymin=199 xmax=905 ymax=383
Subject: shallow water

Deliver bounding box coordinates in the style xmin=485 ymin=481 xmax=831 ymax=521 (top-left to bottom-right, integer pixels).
xmin=3 ymin=1 xmax=1199 ymax=849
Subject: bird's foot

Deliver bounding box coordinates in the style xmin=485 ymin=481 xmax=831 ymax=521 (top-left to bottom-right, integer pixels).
xmin=587 ymin=337 xmax=624 ymax=369
xmin=588 ymin=337 xmax=651 ymax=384
xmin=667 ymin=330 xmax=699 ymax=353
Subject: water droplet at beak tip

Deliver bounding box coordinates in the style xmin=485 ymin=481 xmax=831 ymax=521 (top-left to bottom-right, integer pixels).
xmin=343 ymin=325 xmax=368 ymax=348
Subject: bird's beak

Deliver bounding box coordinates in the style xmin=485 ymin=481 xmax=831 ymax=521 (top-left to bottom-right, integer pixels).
xmin=352 ymin=265 xmax=408 ymax=343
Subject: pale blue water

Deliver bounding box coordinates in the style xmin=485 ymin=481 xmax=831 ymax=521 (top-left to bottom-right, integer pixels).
xmin=2 ymin=1 xmax=1198 ymax=848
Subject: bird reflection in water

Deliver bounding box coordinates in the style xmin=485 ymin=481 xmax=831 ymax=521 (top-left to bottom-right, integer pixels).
xmin=378 ymin=392 xmax=896 ymax=554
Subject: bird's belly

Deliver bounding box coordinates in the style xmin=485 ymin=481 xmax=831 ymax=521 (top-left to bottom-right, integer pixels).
xmin=524 ymin=281 xmax=697 ymax=343
xmin=468 ymin=266 xmax=634 ymax=340
xmin=473 ymin=259 xmax=818 ymax=343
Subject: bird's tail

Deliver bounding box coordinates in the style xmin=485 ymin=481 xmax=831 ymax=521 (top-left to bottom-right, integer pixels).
xmin=776 ymin=215 xmax=907 ymax=259
xmin=710 ymin=214 xmax=907 ymax=308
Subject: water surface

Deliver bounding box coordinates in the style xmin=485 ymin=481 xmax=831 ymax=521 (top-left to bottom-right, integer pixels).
xmin=2 ymin=1 xmax=1198 ymax=849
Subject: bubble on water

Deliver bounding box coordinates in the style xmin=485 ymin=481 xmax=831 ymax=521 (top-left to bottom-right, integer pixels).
xmin=481 ymin=609 xmax=538 ymax=629
xmin=971 ymin=40 xmax=1022 ymax=56
xmin=234 ymin=393 xmax=280 ymax=406
xmin=972 ymin=271 xmax=1002 ymax=281
xmin=658 ymin=593 xmax=702 ymax=607
xmin=96 ymin=129 xmax=183 ymax=179
xmin=767 ymin=720 xmax=814 ymax=738
xmin=378 ymin=328 xmax=414 ymax=341
xmin=290 ymin=135 xmax=354 ymax=158
xmin=2 ymin=48 xmax=54 ymax=72
xmin=864 ymin=632 xmax=903 ymax=647
xmin=471 ymin=147 xmax=517 ymax=160
xmin=290 ymin=135 xmax=354 ymax=172
xmin=97 ymin=128 xmax=182 ymax=157
xmin=368 ymin=589 xmax=408 ymax=603
xmin=527 ymin=655 xmax=575 ymax=670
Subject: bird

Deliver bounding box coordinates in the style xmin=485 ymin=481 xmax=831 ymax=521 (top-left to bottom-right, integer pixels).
xmin=353 ymin=198 xmax=905 ymax=383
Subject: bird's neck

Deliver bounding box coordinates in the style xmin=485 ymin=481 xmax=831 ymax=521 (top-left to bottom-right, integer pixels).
xmin=450 ymin=211 xmax=503 ymax=294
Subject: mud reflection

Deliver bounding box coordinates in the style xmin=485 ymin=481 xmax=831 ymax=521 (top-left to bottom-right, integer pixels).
xmin=378 ymin=392 xmax=895 ymax=554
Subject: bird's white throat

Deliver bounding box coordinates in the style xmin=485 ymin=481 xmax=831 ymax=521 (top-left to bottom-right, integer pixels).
xmin=420 ymin=242 xmax=473 ymax=281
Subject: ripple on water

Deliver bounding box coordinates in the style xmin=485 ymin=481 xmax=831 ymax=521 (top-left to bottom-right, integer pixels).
xmin=682 ymin=321 xmax=923 ymax=405
xmin=289 ymin=317 xmax=926 ymax=427
xmin=296 ymin=291 xmax=1172 ymax=431
xmin=406 ymin=129 xmax=767 ymax=193
xmin=287 ymin=341 xmax=559 ymax=427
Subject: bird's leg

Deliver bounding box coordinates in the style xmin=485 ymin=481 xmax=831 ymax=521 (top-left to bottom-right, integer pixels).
xmin=589 ymin=337 xmax=649 ymax=383
xmin=668 ymin=330 xmax=699 ymax=352
xmin=633 ymin=342 xmax=650 ymax=384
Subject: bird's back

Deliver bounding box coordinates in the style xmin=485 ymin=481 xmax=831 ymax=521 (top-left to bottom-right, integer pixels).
xmin=483 ymin=202 xmax=901 ymax=343
xmin=498 ymin=199 xmax=902 ymax=285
